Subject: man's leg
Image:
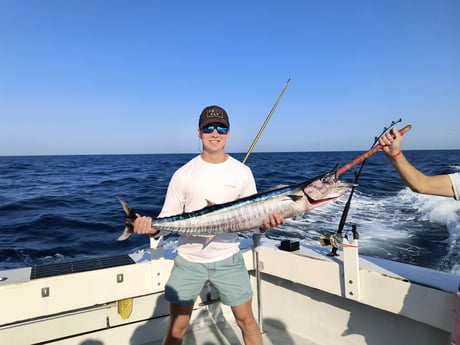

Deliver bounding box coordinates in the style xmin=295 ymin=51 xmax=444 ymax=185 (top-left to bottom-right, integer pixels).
xmin=162 ymin=303 xmax=194 ymax=345
xmin=231 ymin=298 xmax=263 ymax=345
xmin=163 ymin=255 xmax=207 ymax=345
xmin=210 ymin=253 xmax=261 ymax=344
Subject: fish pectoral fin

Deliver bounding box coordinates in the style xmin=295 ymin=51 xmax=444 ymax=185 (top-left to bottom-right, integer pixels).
xmin=287 ymin=195 xmax=303 ymax=202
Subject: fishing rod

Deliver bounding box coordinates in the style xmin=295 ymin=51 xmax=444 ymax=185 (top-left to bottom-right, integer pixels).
xmin=321 ymin=121 xmax=412 ymax=256
xmin=337 ymin=123 xmax=412 ymax=177
xmin=242 ymin=78 xmax=291 ymax=164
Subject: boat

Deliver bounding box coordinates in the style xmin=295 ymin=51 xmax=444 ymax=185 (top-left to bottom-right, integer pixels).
xmin=1 ymin=229 xmax=459 ymax=345
xmin=1 ymin=125 xmax=458 ymax=344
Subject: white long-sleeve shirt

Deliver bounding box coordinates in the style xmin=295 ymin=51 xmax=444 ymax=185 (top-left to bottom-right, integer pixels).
xmin=158 ymin=155 xmax=257 ymax=263
xmin=449 ymin=172 xmax=460 ymax=200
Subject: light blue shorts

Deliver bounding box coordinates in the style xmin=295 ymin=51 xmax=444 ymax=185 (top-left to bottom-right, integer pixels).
xmin=164 ymin=252 xmax=253 ymax=307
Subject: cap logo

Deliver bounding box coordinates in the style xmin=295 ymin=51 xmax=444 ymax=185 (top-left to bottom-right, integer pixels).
xmin=199 ymin=105 xmax=229 ymax=128
xmin=206 ymin=108 xmax=224 ymax=120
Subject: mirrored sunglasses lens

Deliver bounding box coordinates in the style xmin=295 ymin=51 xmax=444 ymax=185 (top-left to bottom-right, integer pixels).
xmin=202 ymin=125 xmax=215 ymax=133
xmin=202 ymin=125 xmax=228 ymax=134
xmin=216 ymin=126 xmax=228 ymax=134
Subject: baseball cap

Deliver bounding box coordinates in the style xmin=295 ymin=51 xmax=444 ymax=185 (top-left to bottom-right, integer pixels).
xmin=198 ymin=105 xmax=230 ymax=128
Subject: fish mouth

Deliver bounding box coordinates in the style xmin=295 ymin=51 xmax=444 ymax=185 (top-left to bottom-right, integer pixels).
xmin=306 ymin=194 xmax=342 ymax=205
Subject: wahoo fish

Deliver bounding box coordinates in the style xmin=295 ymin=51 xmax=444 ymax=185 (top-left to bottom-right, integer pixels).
xmin=117 ymin=167 xmax=354 ymax=241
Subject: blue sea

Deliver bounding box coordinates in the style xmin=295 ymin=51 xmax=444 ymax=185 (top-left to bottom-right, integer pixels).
xmin=1 ymin=151 xmax=459 ymax=275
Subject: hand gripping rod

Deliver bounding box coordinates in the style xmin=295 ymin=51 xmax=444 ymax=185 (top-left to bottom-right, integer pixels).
xmin=337 ymin=125 xmax=412 ymax=177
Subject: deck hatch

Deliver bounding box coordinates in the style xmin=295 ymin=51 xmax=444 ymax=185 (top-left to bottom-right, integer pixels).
xmin=30 ymin=255 xmax=135 ymax=279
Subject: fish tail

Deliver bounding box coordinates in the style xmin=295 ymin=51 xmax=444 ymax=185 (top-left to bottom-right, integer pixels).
xmin=117 ymin=223 xmax=133 ymax=241
xmin=117 ymin=197 xmax=136 ymax=241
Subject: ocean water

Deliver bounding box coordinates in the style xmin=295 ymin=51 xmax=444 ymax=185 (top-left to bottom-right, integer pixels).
xmin=1 ymin=150 xmax=459 ymax=275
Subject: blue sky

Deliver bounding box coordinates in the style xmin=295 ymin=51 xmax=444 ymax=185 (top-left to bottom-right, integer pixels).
xmin=1 ymin=0 xmax=459 ymax=155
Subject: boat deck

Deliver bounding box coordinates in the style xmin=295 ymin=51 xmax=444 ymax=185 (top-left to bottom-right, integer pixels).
xmin=148 ymin=319 xmax=318 ymax=345
xmin=1 ymin=240 xmax=457 ymax=345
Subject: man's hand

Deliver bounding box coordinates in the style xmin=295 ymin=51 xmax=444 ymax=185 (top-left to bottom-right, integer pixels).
xmin=379 ymin=127 xmax=402 ymax=156
xmin=259 ymin=213 xmax=285 ymax=233
xmin=133 ymin=214 xmax=159 ymax=235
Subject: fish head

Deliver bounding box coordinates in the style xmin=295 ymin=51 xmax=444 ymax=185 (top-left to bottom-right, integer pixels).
xmin=302 ymin=167 xmax=355 ymax=210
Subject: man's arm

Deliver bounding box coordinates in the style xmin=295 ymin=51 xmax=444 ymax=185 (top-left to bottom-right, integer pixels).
xmin=379 ymin=128 xmax=455 ymax=198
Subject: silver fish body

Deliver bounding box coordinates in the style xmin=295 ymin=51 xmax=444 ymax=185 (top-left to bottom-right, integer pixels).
xmin=117 ymin=167 xmax=354 ymax=240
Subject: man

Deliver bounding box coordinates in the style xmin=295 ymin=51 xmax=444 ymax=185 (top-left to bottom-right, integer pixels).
xmin=134 ymin=105 xmax=284 ymax=345
xmin=379 ymin=127 xmax=460 ymax=200
xmin=379 ymin=127 xmax=460 ymax=345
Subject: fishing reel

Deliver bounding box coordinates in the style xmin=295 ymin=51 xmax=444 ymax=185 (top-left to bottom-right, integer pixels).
xmin=320 ymin=224 xmax=359 ymax=257
xmin=319 ymin=232 xmax=343 ymax=256
xmin=320 ymin=120 xmax=402 ymax=257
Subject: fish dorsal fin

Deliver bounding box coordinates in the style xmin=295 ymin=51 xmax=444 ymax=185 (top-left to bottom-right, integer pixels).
xmin=268 ymin=184 xmax=289 ymax=191
xmin=205 ymin=199 xmax=216 ymax=207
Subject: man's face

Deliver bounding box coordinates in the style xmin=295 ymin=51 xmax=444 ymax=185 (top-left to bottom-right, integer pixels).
xmin=198 ymin=123 xmax=231 ymax=153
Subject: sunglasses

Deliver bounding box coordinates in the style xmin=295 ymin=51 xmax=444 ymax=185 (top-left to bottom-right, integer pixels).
xmin=201 ymin=124 xmax=229 ymax=135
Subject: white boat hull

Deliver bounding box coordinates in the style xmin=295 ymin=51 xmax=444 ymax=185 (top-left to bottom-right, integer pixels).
xmin=0 ymin=237 xmax=458 ymax=345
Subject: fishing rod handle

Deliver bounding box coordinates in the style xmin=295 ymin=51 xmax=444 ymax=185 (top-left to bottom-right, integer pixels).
xmin=337 ymin=124 xmax=412 ymax=177
xmin=398 ymin=124 xmax=412 ymax=136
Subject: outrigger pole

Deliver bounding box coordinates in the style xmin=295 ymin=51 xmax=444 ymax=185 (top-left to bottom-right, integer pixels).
xmin=242 ymin=78 xmax=291 ymax=164
xmin=242 ymin=78 xmax=290 ymax=334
